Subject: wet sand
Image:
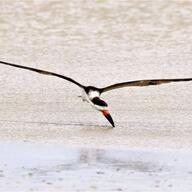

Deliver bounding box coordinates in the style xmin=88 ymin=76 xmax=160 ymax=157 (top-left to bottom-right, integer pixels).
xmin=0 ymin=91 xmax=191 ymax=150
xmin=0 ymin=0 xmax=192 ymax=191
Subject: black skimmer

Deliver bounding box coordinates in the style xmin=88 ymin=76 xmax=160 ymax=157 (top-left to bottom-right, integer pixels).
xmin=0 ymin=60 xmax=192 ymax=127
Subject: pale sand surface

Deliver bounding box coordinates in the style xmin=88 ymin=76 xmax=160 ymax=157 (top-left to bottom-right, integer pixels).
xmin=0 ymin=0 xmax=192 ymax=191
xmin=0 ymin=91 xmax=191 ymax=149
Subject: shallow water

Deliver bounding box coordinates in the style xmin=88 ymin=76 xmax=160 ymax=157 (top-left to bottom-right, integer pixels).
xmin=0 ymin=142 xmax=192 ymax=191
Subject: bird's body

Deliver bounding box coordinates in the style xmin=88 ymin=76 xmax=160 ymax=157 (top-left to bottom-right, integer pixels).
xmin=81 ymin=88 xmax=115 ymax=126
xmin=0 ymin=60 xmax=192 ymax=128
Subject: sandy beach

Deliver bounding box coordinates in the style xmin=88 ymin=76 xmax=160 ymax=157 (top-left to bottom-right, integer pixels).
xmin=0 ymin=0 xmax=192 ymax=191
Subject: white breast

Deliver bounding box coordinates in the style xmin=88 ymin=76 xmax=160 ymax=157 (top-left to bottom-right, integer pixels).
xmin=88 ymin=90 xmax=100 ymax=99
xmin=82 ymin=90 xmax=104 ymax=110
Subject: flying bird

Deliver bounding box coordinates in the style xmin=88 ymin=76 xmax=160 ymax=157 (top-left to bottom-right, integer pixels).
xmin=0 ymin=60 xmax=192 ymax=127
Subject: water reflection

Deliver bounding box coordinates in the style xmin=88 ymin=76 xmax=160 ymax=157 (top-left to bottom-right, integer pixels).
xmin=23 ymin=146 xmax=163 ymax=176
xmin=78 ymin=148 xmax=160 ymax=173
xmin=0 ymin=142 xmax=192 ymax=191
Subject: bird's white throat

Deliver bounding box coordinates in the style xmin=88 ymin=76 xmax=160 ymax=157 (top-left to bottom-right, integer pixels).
xmin=88 ymin=90 xmax=100 ymax=99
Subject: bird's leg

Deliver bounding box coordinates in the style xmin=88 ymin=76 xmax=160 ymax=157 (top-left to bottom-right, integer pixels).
xmin=78 ymin=95 xmax=87 ymax=102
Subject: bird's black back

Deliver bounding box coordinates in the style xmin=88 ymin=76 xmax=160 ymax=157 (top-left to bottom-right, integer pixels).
xmin=84 ymin=86 xmax=101 ymax=94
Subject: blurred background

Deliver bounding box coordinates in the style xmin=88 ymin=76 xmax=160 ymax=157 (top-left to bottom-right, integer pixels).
xmin=0 ymin=0 xmax=192 ymax=91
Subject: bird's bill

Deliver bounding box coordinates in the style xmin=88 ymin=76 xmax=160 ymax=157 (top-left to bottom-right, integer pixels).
xmin=101 ymin=110 xmax=115 ymax=127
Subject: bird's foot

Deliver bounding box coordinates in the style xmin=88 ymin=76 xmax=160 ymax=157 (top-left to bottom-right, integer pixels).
xmin=78 ymin=95 xmax=87 ymax=102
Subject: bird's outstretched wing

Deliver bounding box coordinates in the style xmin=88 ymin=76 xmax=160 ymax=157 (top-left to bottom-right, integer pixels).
xmin=0 ymin=61 xmax=85 ymax=88
xmin=100 ymin=78 xmax=192 ymax=93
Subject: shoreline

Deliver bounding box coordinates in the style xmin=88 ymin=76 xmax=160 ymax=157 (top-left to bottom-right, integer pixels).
xmin=0 ymin=122 xmax=192 ymax=150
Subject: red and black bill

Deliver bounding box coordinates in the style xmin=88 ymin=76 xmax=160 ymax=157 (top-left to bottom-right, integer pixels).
xmin=101 ymin=110 xmax=115 ymax=127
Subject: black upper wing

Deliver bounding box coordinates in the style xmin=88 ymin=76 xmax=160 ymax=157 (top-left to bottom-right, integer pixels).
xmin=0 ymin=61 xmax=85 ymax=88
xmin=100 ymin=78 xmax=192 ymax=93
